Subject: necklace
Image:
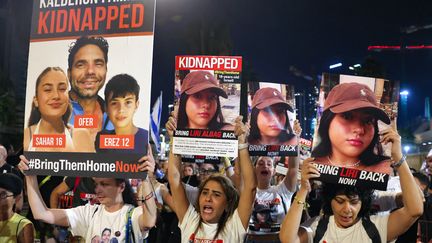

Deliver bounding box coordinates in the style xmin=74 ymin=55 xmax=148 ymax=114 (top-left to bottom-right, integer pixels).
xmin=327 ymin=156 xmax=360 ymax=168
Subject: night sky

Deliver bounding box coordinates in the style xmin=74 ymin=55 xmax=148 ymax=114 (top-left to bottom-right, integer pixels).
xmin=151 ymin=0 xmax=432 ymax=125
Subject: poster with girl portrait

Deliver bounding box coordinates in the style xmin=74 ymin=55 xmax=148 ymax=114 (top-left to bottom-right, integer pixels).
xmin=247 ymin=82 xmax=299 ymax=157
xmin=172 ymin=55 xmax=242 ymax=158
xmin=312 ymin=73 xmax=400 ymax=190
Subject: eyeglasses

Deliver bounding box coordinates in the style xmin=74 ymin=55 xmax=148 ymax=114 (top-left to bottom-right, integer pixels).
xmin=0 ymin=191 xmax=14 ymax=200
xmin=199 ymin=169 xmax=217 ymax=175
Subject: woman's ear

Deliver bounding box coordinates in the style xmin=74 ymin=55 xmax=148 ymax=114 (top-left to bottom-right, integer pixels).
xmin=33 ymin=96 xmax=38 ymax=108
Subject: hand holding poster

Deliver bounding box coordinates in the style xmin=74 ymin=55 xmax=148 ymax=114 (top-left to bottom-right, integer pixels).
xmin=311 ymin=74 xmax=400 ymax=190
xmin=247 ymin=82 xmax=299 ymax=157
xmin=23 ymin=0 xmax=156 ymax=178
xmin=172 ymin=55 xmax=242 ymax=158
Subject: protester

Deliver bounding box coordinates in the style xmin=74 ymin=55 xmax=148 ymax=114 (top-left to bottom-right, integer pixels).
xmin=166 ymin=115 xmax=256 ymax=242
xmin=18 ymin=152 xmax=157 ymax=242
xmin=177 ymin=71 xmax=233 ymax=130
xmin=312 ymin=82 xmax=393 ymax=173
xmin=249 ymin=87 xmax=298 ymax=146
xmin=279 ymin=123 xmax=424 ymax=242
xmin=24 ymin=67 xmax=93 ymax=152
xmin=245 ymin=156 xmax=299 ymax=242
xmin=412 ymin=172 xmax=432 ymax=243
xmin=0 ymin=173 xmax=35 ymax=242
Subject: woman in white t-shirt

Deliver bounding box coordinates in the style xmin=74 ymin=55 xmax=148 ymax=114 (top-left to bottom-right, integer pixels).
xmin=18 ymin=150 xmax=157 ymax=243
xmin=165 ymin=115 xmax=257 ymax=242
xmin=279 ymin=123 xmax=424 ymax=243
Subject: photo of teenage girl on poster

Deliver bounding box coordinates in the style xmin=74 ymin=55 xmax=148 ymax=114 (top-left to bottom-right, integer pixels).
xmin=176 ymin=70 xmax=234 ymax=131
xmin=248 ymin=86 xmax=299 ymax=146
xmin=312 ymin=82 xmax=393 ymax=174
xmin=24 ymin=67 xmax=93 ymax=152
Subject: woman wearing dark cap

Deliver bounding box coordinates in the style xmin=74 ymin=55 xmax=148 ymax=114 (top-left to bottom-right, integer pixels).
xmin=177 ymin=71 xmax=233 ymax=130
xmin=249 ymin=87 xmax=300 ymax=145
xmin=312 ymin=82 xmax=394 ymax=173
xmin=0 ymin=173 xmax=35 ymax=242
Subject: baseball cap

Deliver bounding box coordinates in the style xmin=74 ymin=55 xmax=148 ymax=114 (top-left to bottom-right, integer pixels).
xmin=181 ymin=71 xmax=227 ymax=98
xmin=0 ymin=173 xmax=23 ymax=196
xmin=252 ymin=87 xmax=293 ymax=112
xmin=324 ymin=82 xmax=390 ymax=124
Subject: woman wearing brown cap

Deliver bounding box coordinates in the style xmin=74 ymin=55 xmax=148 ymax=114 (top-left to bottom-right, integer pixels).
xmin=312 ymin=82 xmax=394 ymax=173
xmin=177 ymin=71 xmax=233 ymax=130
xmin=249 ymin=87 xmax=300 ymax=145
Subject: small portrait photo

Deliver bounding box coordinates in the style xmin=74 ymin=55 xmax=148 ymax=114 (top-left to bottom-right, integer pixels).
xmin=175 ymin=70 xmax=240 ymax=131
xmin=247 ymin=82 xmax=297 ymax=146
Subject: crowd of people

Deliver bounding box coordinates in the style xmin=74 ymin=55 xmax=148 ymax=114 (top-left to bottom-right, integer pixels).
xmin=0 ymin=35 xmax=431 ymax=242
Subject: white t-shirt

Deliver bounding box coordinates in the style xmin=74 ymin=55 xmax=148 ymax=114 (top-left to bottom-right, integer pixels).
xmin=248 ymin=182 xmax=294 ymax=235
xmin=302 ymin=214 xmax=389 ymax=243
xmin=179 ymin=204 xmax=246 ymax=243
xmin=184 ymin=183 xmax=199 ymax=204
xmin=66 ymin=204 xmax=148 ymax=243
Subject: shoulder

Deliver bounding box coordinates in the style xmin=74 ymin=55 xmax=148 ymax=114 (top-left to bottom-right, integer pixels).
xmin=360 ymin=160 xmax=391 ymax=174
xmin=220 ymin=123 xmax=234 ymax=130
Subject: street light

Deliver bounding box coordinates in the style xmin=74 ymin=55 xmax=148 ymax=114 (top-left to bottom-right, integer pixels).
xmin=329 ymin=63 xmax=342 ymax=69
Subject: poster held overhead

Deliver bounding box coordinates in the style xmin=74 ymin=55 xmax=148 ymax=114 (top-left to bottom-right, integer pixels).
xmin=172 ymin=55 xmax=242 ymax=158
xmin=312 ymin=73 xmax=400 ymax=190
xmin=23 ymin=0 xmax=156 ymax=179
xmin=247 ymin=82 xmax=299 ymax=157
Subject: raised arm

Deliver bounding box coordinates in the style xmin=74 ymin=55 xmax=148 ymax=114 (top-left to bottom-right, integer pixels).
xmin=165 ymin=113 xmax=190 ymax=223
xmin=136 ymin=144 xmax=157 ymax=232
xmin=50 ymin=180 xmax=71 ymax=208
xmin=235 ymin=116 xmax=257 ymax=229
xmin=18 ymin=155 xmax=69 ymax=226
xmin=280 ymin=158 xmax=320 ymax=243
xmin=283 ymin=156 xmax=299 ymax=192
xmin=383 ymin=124 xmax=424 ymax=241
xmin=283 ymin=120 xmax=302 ymax=191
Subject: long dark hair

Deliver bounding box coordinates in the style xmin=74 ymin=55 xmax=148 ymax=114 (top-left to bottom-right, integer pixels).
xmin=321 ymin=183 xmax=373 ymax=219
xmin=194 ymin=174 xmax=239 ymax=240
xmin=311 ymin=109 xmax=389 ymax=166
xmin=115 ymin=178 xmax=137 ymax=207
xmin=248 ymin=106 xmax=294 ymax=144
xmin=28 ymin=67 xmax=71 ymax=127
xmin=177 ymin=92 xmax=228 ymax=130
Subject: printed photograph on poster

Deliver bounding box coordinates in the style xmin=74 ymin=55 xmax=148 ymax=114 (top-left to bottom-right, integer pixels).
xmin=247 ymin=82 xmax=298 ymax=157
xmin=311 ymin=73 xmax=400 ymax=190
xmin=23 ymin=0 xmax=156 ymax=178
xmin=172 ymin=55 xmax=242 ymax=158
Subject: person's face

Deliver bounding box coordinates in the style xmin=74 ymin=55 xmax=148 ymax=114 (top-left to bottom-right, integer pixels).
xmin=256 ymin=212 xmax=267 ymax=223
xmin=34 ymin=70 xmax=69 ymax=120
xmin=94 ymin=178 xmax=123 ymax=206
xmin=328 ymin=110 xmax=375 ymax=160
xmin=0 ymin=188 xmax=15 ymax=213
xmin=257 ymin=104 xmax=287 ymax=139
xmin=331 ymin=194 xmax=362 ymax=228
xmin=255 ymin=157 xmax=275 ymax=183
xmin=185 ymin=89 xmax=218 ymax=129
xmin=102 ymin=230 xmax=111 ymax=241
xmin=160 ymin=161 xmax=168 ymax=174
xmin=199 ymin=180 xmax=227 ymax=224
xmin=69 ymin=44 xmax=107 ymax=99
xmin=199 ymin=163 xmax=217 ymax=182
xmin=183 ymin=166 xmax=193 ymax=177
xmin=426 ymin=157 xmax=432 ymax=169
xmin=106 ymin=93 xmax=138 ymax=130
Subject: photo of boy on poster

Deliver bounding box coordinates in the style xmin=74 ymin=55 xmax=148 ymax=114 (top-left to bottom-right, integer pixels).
xmin=247 ymin=82 xmax=300 ymax=157
xmin=95 ymin=74 xmax=148 ymax=155
xmin=311 ymin=77 xmax=400 ymax=190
